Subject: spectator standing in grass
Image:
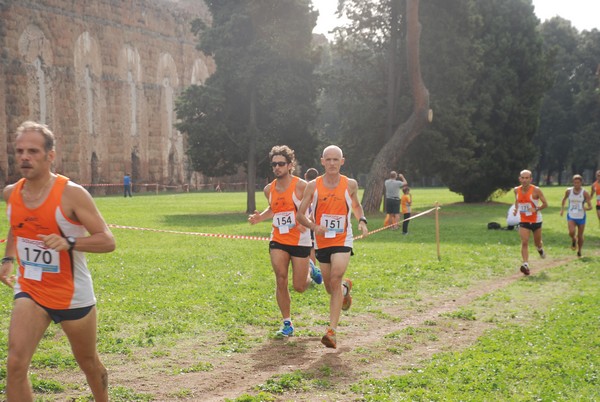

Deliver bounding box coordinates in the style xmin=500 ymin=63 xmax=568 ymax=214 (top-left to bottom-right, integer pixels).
xmin=513 ymin=169 xmax=548 ymax=276
xmin=248 ymin=145 xmax=322 ymax=339
xmin=400 ymin=186 xmax=412 ymax=235
xmin=1 ymin=121 xmax=115 ymax=401
xmin=506 ymin=204 xmax=520 ymax=230
xmin=384 ymin=171 xmax=408 ymax=230
xmin=560 ymin=174 xmax=592 ymax=257
xmin=123 ymin=173 xmax=132 ymax=197
xmin=297 ymin=145 xmax=368 ymax=349
xmin=590 ymin=170 xmax=600 ymax=226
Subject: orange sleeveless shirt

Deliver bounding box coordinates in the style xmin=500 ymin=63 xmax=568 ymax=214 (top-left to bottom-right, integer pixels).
xmin=515 ymin=185 xmax=542 ymax=224
xmin=313 ymin=175 xmax=353 ymax=249
xmin=7 ymin=175 xmax=95 ymax=309
xmin=269 ymin=176 xmax=311 ymax=247
xmin=593 ymin=181 xmax=600 ymax=206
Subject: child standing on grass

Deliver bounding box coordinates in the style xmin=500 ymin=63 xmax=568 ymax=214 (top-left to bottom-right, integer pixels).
xmin=401 ymin=186 xmax=412 ymax=235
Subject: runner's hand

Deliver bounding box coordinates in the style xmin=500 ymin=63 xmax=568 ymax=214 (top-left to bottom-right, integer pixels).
xmin=0 ymin=262 xmax=15 ymax=289
xmin=359 ymin=221 xmax=369 ymax=237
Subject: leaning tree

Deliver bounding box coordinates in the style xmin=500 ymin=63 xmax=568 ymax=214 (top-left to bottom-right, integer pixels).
xmin=361 ymin=0 xmax=431 ymax=212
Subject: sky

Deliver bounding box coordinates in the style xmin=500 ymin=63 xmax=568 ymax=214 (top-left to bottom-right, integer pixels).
xmin=312 ymin=0 xmax=600 ymax=39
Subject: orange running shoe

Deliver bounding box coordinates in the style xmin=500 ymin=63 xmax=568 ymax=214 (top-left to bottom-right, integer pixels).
xmin=321 ymin=327 xmax=337 ymax=349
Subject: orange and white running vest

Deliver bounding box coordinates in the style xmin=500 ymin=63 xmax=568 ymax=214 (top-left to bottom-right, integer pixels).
xmin=7 ymin=175 xmax=95 ymax=309
xmin=516 ymin=185 xmax=542 ymax=224
xmin=593 ymin=181 xmax=600 ymax=206
xmin=269 ymin=176 xmax=312 ymax=247
xmin=312 ymin=175 xmax=353 ymax=249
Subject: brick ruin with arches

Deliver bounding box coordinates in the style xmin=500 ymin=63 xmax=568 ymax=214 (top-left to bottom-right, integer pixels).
xmin=0 ymin=0 xmax=217 ymax=191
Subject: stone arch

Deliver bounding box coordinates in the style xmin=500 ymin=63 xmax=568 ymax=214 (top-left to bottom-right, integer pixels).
xmin=17 ymin=24 xmax=55 ymax=127
xmin=118 ymin=44 xmax=143 ymax=137
xmin=155 ymin=52 xmax=182 ymax=184
xmin=90 ymin=151 xmax=99 ymax=195
xmin=118 ymin=45 xmax=146 ymax=180
xmin=74 ymin=32 xmax=106 ymax=183
xmin=191 ymin=57 xmax=210 ymax=85
xmin=131 ymin=148 xmax=141 ymax=192
xmin=168 ymin=148 xmax=176 ymax=185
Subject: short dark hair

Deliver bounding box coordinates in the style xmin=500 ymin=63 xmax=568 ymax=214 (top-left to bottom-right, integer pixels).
xmin=16 ymin=121 xmax=55 ymax=152
xmin=304 ymin=168 xmax=318 ymax=181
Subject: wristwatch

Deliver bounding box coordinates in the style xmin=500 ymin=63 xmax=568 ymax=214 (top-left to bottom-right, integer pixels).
xmin=359 ymin=217 xmax=368 ymax=225
xmin=66 ymin=236 xmax=76 ymax=251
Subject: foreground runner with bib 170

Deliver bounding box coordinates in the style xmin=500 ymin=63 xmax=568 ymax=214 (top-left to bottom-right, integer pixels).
xmin=1 ymin=121 xmax=116 ymax=401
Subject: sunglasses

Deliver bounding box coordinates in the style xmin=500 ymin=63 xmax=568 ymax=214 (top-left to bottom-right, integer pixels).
xmin=271 ymin=161 xmax=288 ymax=167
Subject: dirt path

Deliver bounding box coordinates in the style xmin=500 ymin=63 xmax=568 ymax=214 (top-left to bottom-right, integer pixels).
xmin=35 ymin=253 xmax=578 ymax=401
xmin=124 ymin=254 xmax=575 ymax=401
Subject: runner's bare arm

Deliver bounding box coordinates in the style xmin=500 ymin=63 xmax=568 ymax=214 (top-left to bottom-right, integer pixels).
xmin=535 ymin=187 xmax=548 ymax=211
xmin=584 ymin=190 xmax=593 ymax=211
xmin=560 ymin=189 xmax=570 ymax=216
xmin=248 ymin=184 xmax=273 ymax=224
xmin=39 ymin=183 xmax=115 ymax=253
xmin=296 ymin=180 xmax=317 ymax=231
xmin=348 ymin=179 xmax=368 ymax=237
xmin=0 ymin=228 xmax=17 ymax=288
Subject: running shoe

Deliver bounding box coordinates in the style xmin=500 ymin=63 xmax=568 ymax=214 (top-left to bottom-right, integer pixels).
xmin=538 ymin=248 xmax=546 ymax=259
xmin=571 ymin=240 xmax=576 ymax=250
xmin=321 ymin=327 xmax=337 ymax=349
xmin=275 ymin=320 xmax=294 ymax=338
xmin=309 ymin=259 xmax=323 ymax=285
xmin=342 ymin=279 xmax=353 ymax=311
xmin=577 ymin=251 xmax=582 ymax=257
xmin=520 ymin=263 xmax=530 ymax=276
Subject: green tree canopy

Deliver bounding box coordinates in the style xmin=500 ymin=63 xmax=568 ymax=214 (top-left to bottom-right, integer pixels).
xmin=320 ymin=0 xmax=549 ymax=203
xmin=176 ymin=0 xmax=319 ymax=212
xmin=534 ymin=17 xmax=580 ymax=184
xmin=448 ymin=0 xmax=549 ymax=202
xmin=533 ymin=22 xmax=600 ymax=182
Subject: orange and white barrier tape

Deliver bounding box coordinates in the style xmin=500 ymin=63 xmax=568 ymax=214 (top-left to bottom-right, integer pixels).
xmin=107 ymin=206 xmax=440 ymax=242
xmin=107 ymin=224 xmax=270 ymax=241
xmin=353 ymin=206 xmax=440 ymax=240
xmin=81 ymin=183 xmax=124 ymax=187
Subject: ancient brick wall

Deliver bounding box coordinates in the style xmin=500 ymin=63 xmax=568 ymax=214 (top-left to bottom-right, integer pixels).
xmin=0 ymin=0 xmax=215 ymax=189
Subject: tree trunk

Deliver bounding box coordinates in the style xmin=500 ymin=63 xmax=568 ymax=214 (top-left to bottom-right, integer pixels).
xmin=246 ymin=88 xmax=257 ymax=214
xmin=362 ymin=0 xmax=431 ymax=213
xmin=386 ymin=0 xmax=400 ymax=141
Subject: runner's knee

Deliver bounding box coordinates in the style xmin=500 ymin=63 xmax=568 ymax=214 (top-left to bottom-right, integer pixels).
xmin=6 ymin=352 xmax=29 ymax=379
xmin=75 ymin=353 xmax=103 ymax=375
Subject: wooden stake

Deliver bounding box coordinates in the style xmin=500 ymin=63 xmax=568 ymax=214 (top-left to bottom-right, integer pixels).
xmin=435 ymin=201 xmax=441 ymax=261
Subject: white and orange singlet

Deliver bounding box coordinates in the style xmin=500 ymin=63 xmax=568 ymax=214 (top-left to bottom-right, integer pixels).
xmin=516 ymin=185 xmax=542 ymax=224
xmin=269 ymin=176 xmax=312 ymax=247
xmin=593 ymin=181 xmax=600 ymax=207
xmin=312 ymin=175 xmax=354 ymax=249
xmin=7 ymin=175 xmax=95 ymax=309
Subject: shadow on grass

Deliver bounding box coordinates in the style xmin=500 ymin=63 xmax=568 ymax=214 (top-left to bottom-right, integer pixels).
xmin=524 ymin=272 xmax=551 ymax=282
xmin=250 ymin=338 xmax=312 ymax=371
xmin=159 ymin=207 xmax=600 ymax=248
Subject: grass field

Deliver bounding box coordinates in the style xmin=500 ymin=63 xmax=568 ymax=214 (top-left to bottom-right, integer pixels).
xmin=0 ymin=186 xmax=598 ymax=400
